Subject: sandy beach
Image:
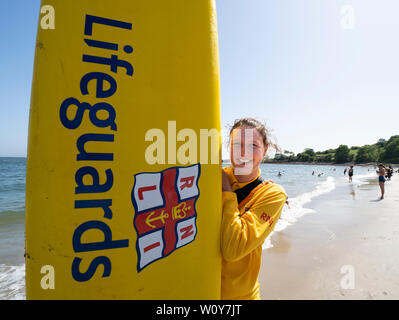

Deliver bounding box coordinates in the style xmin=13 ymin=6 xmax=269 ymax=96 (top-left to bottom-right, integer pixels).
xmin=259 ymin=174 xmax=399 ymax=300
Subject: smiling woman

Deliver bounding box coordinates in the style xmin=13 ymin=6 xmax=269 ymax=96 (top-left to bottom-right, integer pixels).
xmin=220 ymin=118 xmax=287 ymax=300
xmin=228 ymin=118 xmax=278 ymax=180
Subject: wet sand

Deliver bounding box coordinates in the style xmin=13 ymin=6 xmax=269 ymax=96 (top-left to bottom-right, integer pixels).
xmin=259 ymin=175 xmax=399 ymax=300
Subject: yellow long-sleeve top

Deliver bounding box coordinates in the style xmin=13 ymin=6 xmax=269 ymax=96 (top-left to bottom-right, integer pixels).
xmin=221 ymin=166 xmax=287 ymax=300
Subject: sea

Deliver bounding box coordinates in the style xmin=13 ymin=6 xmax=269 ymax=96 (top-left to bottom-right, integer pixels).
xmin=0 ymin=157 xmax=377 ymax=300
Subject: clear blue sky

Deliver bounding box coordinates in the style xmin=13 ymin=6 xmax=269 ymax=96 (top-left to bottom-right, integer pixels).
xmin=0 ymin=1 xmax=40 ymax=157
xmin=1 ymin=0 xmax=399 ymax=158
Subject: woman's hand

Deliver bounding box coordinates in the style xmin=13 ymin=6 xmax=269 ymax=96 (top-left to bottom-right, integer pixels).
xmin=222 ymin=170 xmax=233 ymax=192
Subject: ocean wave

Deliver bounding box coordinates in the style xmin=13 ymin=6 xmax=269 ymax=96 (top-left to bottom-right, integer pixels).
xmin=0 ymin=264 xmax=25 ymax=300
xmin=350 ymin=172 xmax=377 ymax=186
xmin=263 ymin=176 xmax=336 ymax=250
xmin=0 ymin=210 xmax=25 ymax=224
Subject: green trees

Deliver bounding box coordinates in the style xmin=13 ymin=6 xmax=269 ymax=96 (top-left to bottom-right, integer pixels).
xmin=316 ymin=153 xmax=333 ymax=162
xmin=376 ymin=138 xmax=387 ymax=148
xmin=379 ymin=136 xmax=399 ymax=163
xmin=293 ymin=148 xmax=315 ymax=162
xmin=355 ymin=145 xmax=379 ymax=163
xmin=304 ymin=148 xmax=315 ymax=157
xmin=296 ymin=152 xmax=311 ymax=162
xmin=334 ymin=145 xmax=350 ymax=163
xmin=271 ymin=135 xmax=399 ymax=164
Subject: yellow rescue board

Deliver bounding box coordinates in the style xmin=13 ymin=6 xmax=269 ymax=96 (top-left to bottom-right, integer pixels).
xmin=26 ymin=0 xmax=221 ymax=299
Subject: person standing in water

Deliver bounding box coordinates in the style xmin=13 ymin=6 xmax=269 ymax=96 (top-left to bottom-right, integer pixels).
xmin=221 ymin=118 xmax=286 ymax=300
xmin=348 ymin=165 xmax=354 ymax=182
xmin=377 ymin=164 xmax=386 ymax=199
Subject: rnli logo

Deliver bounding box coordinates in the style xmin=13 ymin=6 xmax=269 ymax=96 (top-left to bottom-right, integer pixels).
xmin=131 ymin=163 xmax=200 ymax=271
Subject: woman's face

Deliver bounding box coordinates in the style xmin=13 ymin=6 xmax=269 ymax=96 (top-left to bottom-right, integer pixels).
xmin=230 ymin=126 xmax=267 ymax=176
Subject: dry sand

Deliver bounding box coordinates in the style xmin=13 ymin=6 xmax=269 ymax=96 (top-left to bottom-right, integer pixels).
xmin=259 ymin=174 xmax=399 ymax=300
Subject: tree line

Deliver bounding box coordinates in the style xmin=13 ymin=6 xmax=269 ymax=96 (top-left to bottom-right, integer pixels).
xmin=272 ymin=135 xmax=399 ymax=164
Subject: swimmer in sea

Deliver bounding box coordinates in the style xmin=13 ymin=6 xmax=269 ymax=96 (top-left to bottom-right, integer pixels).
xmin=348 ymin=166 xmax=354 ymax=182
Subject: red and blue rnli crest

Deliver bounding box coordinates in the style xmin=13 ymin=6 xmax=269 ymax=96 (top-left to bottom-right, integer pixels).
xmin=131 ymin=163 xmax=200 ymax=271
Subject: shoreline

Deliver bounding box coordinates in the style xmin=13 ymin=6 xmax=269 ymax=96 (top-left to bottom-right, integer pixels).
xmin=222 ymin=159 xmax=389 ymax=167
xmin=259 ymin=174 xmax=399 ymax=299
xmin=261 ymin=161 xmax=383 ymax=167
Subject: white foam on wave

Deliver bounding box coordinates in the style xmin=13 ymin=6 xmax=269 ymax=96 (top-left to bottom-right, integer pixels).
xmin=0 ymin=264 xmax=25 ymax=300
xmin=262 ymin=176 xmax=336 ymax=250
xmin=350 ymin=172 xmax=376 ymax=187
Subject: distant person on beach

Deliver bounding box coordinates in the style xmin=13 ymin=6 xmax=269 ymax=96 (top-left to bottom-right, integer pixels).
xmin=221 ymin=118 xmax=286 ymax=300
xmin=285 ymin=197 xmax=290 ymax=209
xmin=278 ymin=171 xmax=282 ymax=177
xmin=386 ymin=166 xmax=393 ymax=181
xmin=344 ymin=168 xmax=347 ymax=175
xmin=348 ymin=166 xmax=354 ymax=182
xmin=376 ymin=164 xmax=386 ymax=199
xmin=312 ymin=171 xmax=315 ymax=176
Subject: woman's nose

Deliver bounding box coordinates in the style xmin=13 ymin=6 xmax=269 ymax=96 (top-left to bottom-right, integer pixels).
xmin=232 ymin=145 xmax=252 ymax=161
xmin=241 ymin=143 xmax=253 ymax=157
